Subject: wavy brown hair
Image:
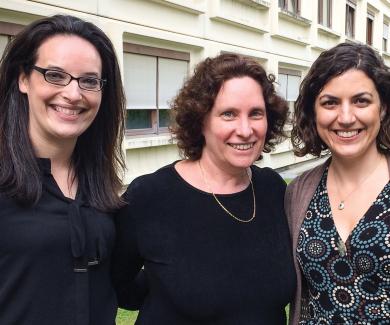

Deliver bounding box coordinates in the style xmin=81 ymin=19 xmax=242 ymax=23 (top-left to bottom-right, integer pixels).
xmin=170 ymin=53 xmax=289 ymax=160
xmin=292 ymin=42 xmax=390 ymax=157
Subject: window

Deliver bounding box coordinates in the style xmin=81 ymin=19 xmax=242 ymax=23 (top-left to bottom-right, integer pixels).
xmin=345 ymin=0 xmax=356 ymax=38
xmin=123 ymin=44 xmax=189 ymax=134
xmin=0 ymin=34 xmax=9 ymax=57
xmin=366 ymin=12 xmax=374 ymax=46
xmin=278 ymin=69 xmax=301 ymax=112
xmin=318 ymin=0 xmax=332 ymax=28
xmin=383 ymin=22 xmax=389 ymax=52
xmin=0 ymin=21 xmax=24 ymax=59
xmin=279 ymin=0 xmax=300 ymax=15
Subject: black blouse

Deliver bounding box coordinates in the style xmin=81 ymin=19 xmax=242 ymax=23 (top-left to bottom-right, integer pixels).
xmin=0 ymin=159 xmax=117 ymax=325
xmin=113 ymin=163 xmax=296 ymax=324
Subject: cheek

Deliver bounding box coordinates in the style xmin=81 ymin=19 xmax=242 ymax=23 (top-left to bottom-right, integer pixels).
xmin=255 ymin=120 xmax=267 ymax=138
xmin=88 ymin=93 xmax=103 ymax=112
xmin=315 ymin=110 xmax=332 ymax=129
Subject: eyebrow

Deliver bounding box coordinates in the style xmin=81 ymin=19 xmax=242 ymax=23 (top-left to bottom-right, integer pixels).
xmin=45 ymin=65 xmax=100 ymax=77
xmin=318 ymin=92 xmax=373 ymax=100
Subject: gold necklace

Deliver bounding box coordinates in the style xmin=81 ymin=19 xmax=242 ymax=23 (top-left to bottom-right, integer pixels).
xmin=198 ymin=160 xmax=256 ymax=223
xmin=331 ymin=157 xmax=383 ymax=210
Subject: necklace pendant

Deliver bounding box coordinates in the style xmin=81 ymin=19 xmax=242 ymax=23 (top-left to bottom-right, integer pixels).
xmin=337 ymin=238 xmax=347 ymax=257
xmin=338 ymin=201 xmax=345 ymax=210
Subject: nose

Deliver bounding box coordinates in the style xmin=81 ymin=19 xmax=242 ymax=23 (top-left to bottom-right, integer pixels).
xmin=236 ymin=117 xmax=253 ymax=138
xmin=62 ymin=79 xmax=82 ymax=102
xmin=337 ymin=101 xmax=356 ymax=125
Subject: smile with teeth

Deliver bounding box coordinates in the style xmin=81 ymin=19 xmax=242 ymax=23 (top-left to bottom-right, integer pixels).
xmin=229 ymin=142 xmax=255 ymax=150
xmin=52 ymin=105 xmax=83 ymax=116
xmin=335 ymin=130 xmax=360 ymax=138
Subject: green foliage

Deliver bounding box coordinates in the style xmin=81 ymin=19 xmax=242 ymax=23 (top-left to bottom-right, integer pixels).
xmin=115 ymin=306 xmax=289 ymax=324
xmin=116 ymin=309 xmax=138 ymax=325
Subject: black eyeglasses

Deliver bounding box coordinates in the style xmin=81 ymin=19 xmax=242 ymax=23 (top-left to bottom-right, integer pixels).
xmin=32 ymin=65 xmax=106 ymax=92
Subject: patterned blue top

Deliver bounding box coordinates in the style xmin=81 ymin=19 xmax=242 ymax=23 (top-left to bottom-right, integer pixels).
xmin=297 ymin=167 xmax=390 ymax=324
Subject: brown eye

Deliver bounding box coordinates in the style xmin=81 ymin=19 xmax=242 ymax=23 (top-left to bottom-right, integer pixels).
xmin=80 ymin=77 xmax=100 ymax=90
xmin=45 ymin=70 xmax=68 ymax=83
xmin=321 ymin=100 xmax=337 ymax=108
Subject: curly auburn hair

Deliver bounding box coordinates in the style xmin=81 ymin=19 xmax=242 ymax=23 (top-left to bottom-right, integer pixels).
xmin=170 ymin=53 xmax=289 ymax=160
xmin=292 ymin=42 xmax=390 ymax=157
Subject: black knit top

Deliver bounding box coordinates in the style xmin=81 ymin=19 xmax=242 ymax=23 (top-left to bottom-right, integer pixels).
xmin=113 ymin=162 xmax=296 ymax=324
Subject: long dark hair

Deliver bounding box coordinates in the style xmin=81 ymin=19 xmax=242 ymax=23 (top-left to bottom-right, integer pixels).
xmin=292 ymin=42 xmax=390 ymax=157
xmin=0 ymin=15 xmax=125 ymax=211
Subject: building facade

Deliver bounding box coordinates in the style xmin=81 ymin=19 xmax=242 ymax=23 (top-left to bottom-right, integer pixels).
xmin=0 ymin=0 xmax=389 ymax=183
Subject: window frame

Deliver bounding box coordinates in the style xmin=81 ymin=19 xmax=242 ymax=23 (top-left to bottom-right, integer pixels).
xmin=383 ymin=21 xmax=389 ymax=52
xmin=0 ymin=21 xmax=24 ymax=57
xmin=123 ymin=43 xmax=189 ymax=136
xmin=318 ymin=0 xmax=332 ymax=28
xmin=366 ymin=11 xmax=374 ymax=46
xmin=0 ymin=21 xmax=24 ymax=36
xmin=278 ymin=68 xmax=302 ymax=113
xmin=345 ymin=0 xmax=356 ymax=39
xmin=279 ymin=0 xmax=300 ymax=15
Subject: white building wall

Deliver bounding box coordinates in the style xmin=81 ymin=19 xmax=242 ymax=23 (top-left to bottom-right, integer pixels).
xmin=0 ymin=0 xmax=389 ymax=183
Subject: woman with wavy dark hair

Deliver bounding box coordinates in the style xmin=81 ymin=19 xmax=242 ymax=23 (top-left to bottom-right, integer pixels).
xmin=286 ymin=42 xmax=390 ymax=324
xmin=113 ymin=53 xmax=296 ymax=324
xmin=0 ymin=15 xmax=125 ymax=324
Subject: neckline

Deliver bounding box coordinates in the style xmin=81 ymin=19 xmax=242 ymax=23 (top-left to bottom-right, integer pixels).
xmin=171 ymin=161 xmax=253 ymax=197
xmin=323 ymin=166 xmax=390 ymax=248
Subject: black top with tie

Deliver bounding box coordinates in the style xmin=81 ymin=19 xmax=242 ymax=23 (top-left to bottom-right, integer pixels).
xmin=0 ymin=158 xmax=117 ymax=325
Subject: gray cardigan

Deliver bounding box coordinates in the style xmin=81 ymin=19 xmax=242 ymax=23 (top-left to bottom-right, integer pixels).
xmin=284 ymin=155 xmax=390 ymax=325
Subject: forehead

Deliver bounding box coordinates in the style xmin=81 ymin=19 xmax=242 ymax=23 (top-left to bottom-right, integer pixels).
xmin=35 ymin=34 xmax=102 ymax=74
xmin=217 ymin=77 xmax=264 ymax=100
xmin=319 ymin=69 xmax=377 ymax=95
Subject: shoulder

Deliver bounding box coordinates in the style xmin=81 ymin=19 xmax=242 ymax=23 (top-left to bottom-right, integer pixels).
xmin=123 ymin=162 xmax=177 ymax=201
xmin=252 ymin=165 xmax=286 ymax=191
xmin=285 ymin=158 xmax=329 ymax=216
xmin=287 ymin=159 xmax=328 ymax=194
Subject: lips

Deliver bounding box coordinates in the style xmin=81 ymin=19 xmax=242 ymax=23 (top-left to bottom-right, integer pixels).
xmin=228 ymin=142 xmax=255 ymax=150
xmin=335 ymin=130 xmax=360 ymax=138
xmin=52 ymin=105 xmax=83 ymax=116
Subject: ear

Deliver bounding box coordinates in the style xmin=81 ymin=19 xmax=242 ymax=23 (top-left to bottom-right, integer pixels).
xmin=18 ymin=71 xmax=29 ymax=94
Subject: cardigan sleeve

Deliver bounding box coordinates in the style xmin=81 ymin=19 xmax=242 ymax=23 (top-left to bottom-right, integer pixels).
xmin=284 ymin=177 xmax=299 ymax=236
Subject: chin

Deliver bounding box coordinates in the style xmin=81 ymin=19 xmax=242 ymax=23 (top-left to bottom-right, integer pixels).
xmin=229 ymin=159 xmax=255 ymax=169
xmin=54 ymin=131 xmax=84 ymax=140
xmin=331 ymin=149 xmax=367 ymax=160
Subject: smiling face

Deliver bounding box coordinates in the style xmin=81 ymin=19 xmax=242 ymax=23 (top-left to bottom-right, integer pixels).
xmin=315 ymin=69 xmax=383 ymax=161
xmin=18 ymin=34 xmax=102 ymax=149
xmin=201 ymin=76 xmax=267 ymax=171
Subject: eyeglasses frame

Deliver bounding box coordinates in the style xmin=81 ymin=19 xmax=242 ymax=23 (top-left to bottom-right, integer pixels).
xmin=32 ymin=65 xmax=106 ymax=92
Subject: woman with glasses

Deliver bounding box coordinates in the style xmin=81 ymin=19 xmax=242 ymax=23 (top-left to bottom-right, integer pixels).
xmin=0 ymin=15 xmax=125 ymax=325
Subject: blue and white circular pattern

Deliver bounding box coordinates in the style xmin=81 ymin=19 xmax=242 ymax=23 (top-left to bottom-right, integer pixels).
xmin=297 ymin=168 xmax=390 ymax=323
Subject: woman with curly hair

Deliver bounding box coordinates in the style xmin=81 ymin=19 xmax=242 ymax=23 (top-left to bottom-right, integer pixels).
xmin=113 ymin=53 xmax=296 ymax=324
xmin=286 ymin=42 xmax=390 ymax=324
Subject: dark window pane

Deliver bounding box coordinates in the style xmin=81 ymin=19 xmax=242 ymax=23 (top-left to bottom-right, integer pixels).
xmin=159 ymin=109 xmax=171 ymax=128
xmin=126 ymin=110 xmax=152 ymax=129
xmin=367 ymin=18 xmax=373 ymax=45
